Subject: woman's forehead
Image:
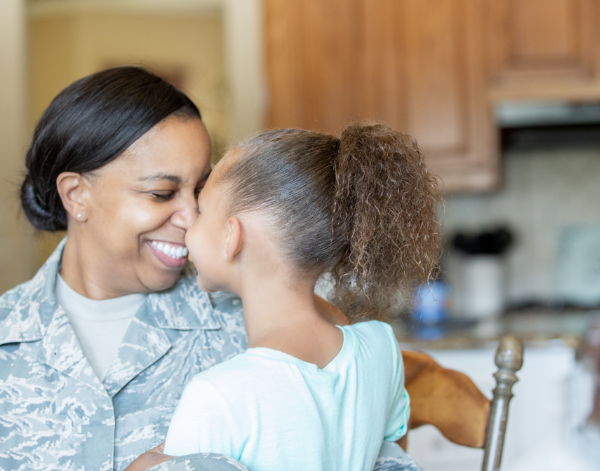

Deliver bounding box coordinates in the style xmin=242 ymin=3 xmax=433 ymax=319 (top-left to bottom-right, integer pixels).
xmin=99 ymin=117 xmax=212 ymax=180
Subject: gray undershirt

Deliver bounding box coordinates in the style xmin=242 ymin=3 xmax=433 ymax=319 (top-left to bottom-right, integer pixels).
xmin=55 ymin=274 xmax=145 ymax=381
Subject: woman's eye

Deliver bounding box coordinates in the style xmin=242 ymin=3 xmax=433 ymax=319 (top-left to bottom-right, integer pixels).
xmin=194 ymin=186 xmax=204 ymax=197
xmin=151 ymin=192 xmax=175 ymax=200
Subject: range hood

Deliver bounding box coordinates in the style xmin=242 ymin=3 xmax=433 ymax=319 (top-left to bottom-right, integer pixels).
xmin=495 ymin=101 xmax=600 ymax=150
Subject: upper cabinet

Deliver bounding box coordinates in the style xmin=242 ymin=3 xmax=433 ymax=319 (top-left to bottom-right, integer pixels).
xmin=265 ymin=0 xmax=498 ymax=193
xmin=264 ymin=0 xmax=600 ymax=193
xmin=488 ymin=0 xmax=600 ymax=101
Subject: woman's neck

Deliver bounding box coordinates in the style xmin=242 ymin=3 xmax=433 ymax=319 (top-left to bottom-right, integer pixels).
xmin=61 ymin=234 xmax=136 ymax=300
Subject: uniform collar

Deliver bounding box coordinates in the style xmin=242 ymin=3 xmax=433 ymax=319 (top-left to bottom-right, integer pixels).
xmin=0 ymin=237 xmax=65 ymax=345
xmin=146 ymin=264 xmax=221 ymax=331
xmin=0 ymin=238 xmax=222 ymax=346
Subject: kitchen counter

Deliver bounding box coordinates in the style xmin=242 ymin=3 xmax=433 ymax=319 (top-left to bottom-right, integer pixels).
xmin=393 ymin=309 xmax=600 ymax=471
xmin=390 ymin=309 xmax=600 ymax=352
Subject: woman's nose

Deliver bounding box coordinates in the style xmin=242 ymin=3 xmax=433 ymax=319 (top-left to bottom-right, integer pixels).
xmin=170 ymin=195 xmax=199 ymax=230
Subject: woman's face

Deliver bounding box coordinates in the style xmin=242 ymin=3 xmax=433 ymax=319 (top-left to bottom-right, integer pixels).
xmin=76 ymin=116 xmax=212 ymax=295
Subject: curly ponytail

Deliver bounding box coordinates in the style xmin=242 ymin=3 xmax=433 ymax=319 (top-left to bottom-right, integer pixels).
xmin=330 ymin=124 xmax=442 ymax=320
xmin=221 ymin=123 xmax=442 ymax=321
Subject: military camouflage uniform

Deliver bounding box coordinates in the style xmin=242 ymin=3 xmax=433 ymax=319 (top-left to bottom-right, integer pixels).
xmin=0 ymin=240 xmax=420 ymax=471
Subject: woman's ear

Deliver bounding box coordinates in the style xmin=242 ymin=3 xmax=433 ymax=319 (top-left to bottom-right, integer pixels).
xmin=223 ymin=216 xmax=243 ymax=262
xmin=56 ymin=172 xmax=89 ymax=222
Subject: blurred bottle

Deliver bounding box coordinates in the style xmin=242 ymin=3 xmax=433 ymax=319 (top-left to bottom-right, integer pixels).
xmin=412 ymin=281 xmax=450 ymax=324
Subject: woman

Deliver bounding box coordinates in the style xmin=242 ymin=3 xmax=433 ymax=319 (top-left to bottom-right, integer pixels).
xmin=0 ymin=67 xmax=419 ymax=471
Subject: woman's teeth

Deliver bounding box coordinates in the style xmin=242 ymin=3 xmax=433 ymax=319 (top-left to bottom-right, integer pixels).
xmin=151 ymin=241 xmax=188 ymax=259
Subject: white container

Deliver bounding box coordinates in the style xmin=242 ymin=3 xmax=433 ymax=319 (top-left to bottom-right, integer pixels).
xmin=450 ymin=255 xmax=506 ymax=319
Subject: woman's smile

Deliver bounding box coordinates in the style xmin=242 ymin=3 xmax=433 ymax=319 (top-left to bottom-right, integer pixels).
xmin=148 ymin=240 xmax=189 ymax=269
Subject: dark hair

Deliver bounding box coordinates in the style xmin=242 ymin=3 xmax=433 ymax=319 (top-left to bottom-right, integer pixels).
xmin=21 ymin=66 xmax=201 ymax=231
xmin=220 ymin=123 xmax=443 ymax=321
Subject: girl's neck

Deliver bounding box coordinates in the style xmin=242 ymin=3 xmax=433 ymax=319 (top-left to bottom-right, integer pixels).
xmin=238 ymin=271 xmax=343 ymax=369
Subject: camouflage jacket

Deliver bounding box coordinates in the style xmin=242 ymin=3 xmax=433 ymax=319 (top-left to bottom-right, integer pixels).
xmin=0 ymin=240 xmax=247 ymax=471
xmin=0 ymin=240 xmax=420 ymax=471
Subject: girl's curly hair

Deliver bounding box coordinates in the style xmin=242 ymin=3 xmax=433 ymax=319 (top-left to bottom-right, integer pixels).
xmin=220 ymin=123 xmax=443 ymax=322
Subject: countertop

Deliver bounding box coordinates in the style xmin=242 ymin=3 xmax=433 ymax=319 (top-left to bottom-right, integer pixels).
xmin=390 ymin=309 xmax=600 ymax=351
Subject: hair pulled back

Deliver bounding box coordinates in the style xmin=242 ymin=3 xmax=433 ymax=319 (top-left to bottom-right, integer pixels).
xmin=21 ymin=66 xmax=201 ymax=231
xmin=221 ymin=123 xmax=443 ymax=321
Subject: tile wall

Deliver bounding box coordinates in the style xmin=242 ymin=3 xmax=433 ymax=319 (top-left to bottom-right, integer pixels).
xmin=443 ymin=147 xmax=600 ymax=304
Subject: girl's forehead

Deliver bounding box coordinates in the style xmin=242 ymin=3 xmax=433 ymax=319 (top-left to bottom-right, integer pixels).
xmin=218 ymin=148 xmax=241 ymax=167
xmin=210 ymin=149 xmax=240 ymax=180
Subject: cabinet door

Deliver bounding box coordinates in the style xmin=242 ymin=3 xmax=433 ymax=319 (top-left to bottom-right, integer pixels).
xmin=265 ymin=0 xmax=362 ymax=133
xmin=265 ymin=0 xmax=498 ymax=192
xmin=396 ymin=0 xmax=497 ymax=191
xmin=488 ymin=0 xmax=599 ymax=85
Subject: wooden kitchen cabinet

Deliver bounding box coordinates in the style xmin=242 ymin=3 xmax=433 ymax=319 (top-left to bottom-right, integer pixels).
xmin=487 ymin=0 xmax=600 ymax=101
xmin=264 ymin=0 xmax=499 ymax=193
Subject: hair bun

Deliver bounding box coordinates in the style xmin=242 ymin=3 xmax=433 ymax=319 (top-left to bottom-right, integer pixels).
xmin=20 ymin=176 xmax=67 ymax=231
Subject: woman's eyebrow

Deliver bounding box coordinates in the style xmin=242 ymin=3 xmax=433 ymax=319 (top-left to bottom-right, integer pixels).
xmin=137 ymin=173 xmax=182 ymax=184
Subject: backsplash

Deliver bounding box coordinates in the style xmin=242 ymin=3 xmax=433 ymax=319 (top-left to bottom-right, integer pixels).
xmin=442 ymin=147 xmax=600 ymax=304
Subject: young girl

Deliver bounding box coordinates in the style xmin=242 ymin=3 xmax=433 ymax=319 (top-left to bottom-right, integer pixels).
xmin=163 ymin=124 xmax=442 ymax=470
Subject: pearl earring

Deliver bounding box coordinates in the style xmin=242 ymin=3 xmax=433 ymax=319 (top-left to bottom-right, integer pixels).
xmin=77 ymin=214 xmax=82 ymax=218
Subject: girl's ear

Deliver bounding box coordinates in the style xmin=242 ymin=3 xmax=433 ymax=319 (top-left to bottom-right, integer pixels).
xmin=56 ymin=172 xmax=89 ymax=222
xmin=223 ymin=216 xmax=243 ymax=262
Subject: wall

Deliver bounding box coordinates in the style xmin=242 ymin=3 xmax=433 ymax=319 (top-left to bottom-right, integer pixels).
xmin=0 ymin=0 xmax=35 ymax=294
xmin=443 ymin=147 xmax=600 ymax=304
xmin=223 ymin=0 xmax=266 ymax=144
xmin=29 ymin=10 xmax=230 ymax=150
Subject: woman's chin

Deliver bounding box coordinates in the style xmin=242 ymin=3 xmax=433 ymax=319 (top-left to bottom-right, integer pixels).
xmin=139 ymin=269 xmax=184 ymax=293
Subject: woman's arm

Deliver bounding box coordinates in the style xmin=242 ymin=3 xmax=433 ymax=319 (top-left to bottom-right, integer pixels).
xmin=125 ymin=442 xmax=421 ymax=471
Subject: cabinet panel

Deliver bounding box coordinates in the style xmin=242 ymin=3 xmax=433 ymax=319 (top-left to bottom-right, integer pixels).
xmin=402 ymin=0 xmax=466 ymax=153
xmin=514 ymin=0 xmax=576 ymax=61
xmin=301 ymin=0 xmax=361 ymax=132
xmin=265 ymin=0 xmax=361 ymax=133
xmin=489 ymin=0 xmax=598 ymax=83
xmin=358 ymin=0 xmax=404 ymax=129
xmin=265 ymin=0 xmax=498 ymax=192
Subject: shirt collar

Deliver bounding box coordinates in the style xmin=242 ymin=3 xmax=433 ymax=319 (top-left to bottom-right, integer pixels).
xmin=0 ymin=237 xmax=64 ymax=345
xmin=0 ymin=238 xmax=222 ymax=346
xmin=146 ymin=264 xmax=221 ymax=331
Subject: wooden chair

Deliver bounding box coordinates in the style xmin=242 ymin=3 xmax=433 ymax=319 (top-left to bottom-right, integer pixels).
xmin=399 ymin=335 xmax=524 ymax=471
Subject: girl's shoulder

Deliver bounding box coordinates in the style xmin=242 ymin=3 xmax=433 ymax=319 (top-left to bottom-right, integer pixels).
xmin=342 ymin=319 xmax=397 ymax=344
xmin=341 ymin=320 xmax=403 ymax=370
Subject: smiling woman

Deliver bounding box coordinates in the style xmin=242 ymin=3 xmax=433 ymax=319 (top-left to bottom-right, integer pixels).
xmin=0 ymin=67 xmax=248 ymax=471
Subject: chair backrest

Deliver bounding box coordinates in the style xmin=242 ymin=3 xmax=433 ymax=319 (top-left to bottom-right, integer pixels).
xmin=400 ymin=335 xmax=524 ymax=471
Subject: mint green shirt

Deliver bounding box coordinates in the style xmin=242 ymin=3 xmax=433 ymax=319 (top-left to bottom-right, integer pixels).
xmin=164 ymin=320 xmax=410 ymax=471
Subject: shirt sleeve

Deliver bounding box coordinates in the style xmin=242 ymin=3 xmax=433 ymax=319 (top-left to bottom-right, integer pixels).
xmin=383 ymin=330 xmax=411 ymax=442
xmin=164 ymin=375 xmax=239 ymax=458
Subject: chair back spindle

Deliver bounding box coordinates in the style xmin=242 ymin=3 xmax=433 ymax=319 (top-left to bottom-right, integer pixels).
xmin=481 ymin=335 xmax=524 ymax=471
